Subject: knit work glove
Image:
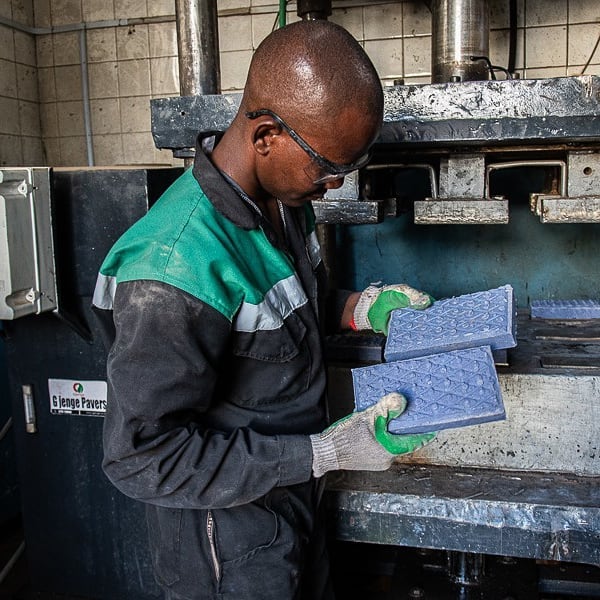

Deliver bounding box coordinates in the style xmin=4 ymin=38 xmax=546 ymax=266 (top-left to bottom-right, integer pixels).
xmin=352 ymin=284 xmax=433 ymax=335
xmin=310 ymin=393 xmax=436 ymax=478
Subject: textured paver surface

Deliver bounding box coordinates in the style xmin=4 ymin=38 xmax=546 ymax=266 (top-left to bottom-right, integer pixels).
xmin=352 ymin=346 xmax=505 ymax=434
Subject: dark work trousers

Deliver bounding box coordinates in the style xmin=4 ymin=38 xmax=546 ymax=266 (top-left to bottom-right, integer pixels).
xmin=149 ymin=478 xmax=335 ymax=600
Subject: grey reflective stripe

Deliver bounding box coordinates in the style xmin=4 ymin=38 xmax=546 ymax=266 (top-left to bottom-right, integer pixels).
xmin=92 ymin=272 xmax=117 ymax=310
xmin=234 ymin=274 xmax=308 ymax=332
xmin=306 ymin=230 xmax=322 ymax=269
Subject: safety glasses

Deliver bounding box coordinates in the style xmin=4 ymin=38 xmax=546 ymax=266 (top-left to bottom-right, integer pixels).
xmin=245 ymin=109 xmax=371 ymax=185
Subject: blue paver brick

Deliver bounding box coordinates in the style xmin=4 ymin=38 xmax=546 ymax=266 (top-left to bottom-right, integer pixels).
xmin=352 ymin=346 xmax=505 ymax=434
xmin=530 ymin=299 xmax=600 ymax=320
xmin=384 ymin=285 xmax=517 ymax=362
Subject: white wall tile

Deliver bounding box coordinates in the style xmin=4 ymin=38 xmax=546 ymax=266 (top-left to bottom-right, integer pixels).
xmin=87 ymin=28 xmax=117 ymax=62
xmin=568 ymin=63 xmax=600 ymax=75
xmin=88 ymin=61 xmax=119 ymax=98
xmin=34 ymin=0 xmax=52 ymax=27
xmin=90 ymin=97 xmax=121 ymax=134
xmin=251 ymin=13 xmax=276 ymax=49
xmin=57 ymin=99 xmax=84 ymax=136
xmin=0 ymin=134 xmax=23 ymax=166
xmin=51 ymin=0 xmax=83 ymax=27
xmin=148 ymin=22 xmax=177 ymax=58
xmin=37 ymin=66 xmax=56 ymax=101
xmin=119 ymin=95 xmax=150 ymax=132
xmin=12 ymin=0 xmax=35 ymax=27
xmin=330 ymin=7 xmax=364 ymax=41
xmin=122 ymin=130 xmax=155 ymax=163
xmin=43 ymin=136 xmax=60 ymax=164
xmin=150 ymin=55 xmax=179 ymax=94
xmin=18 ymin=99 xmax=41 ymax=136
xmin=0 ymin=97 xmax=20 ymax=134
xmin=117 ymin=58 xmax=151 ymax=96
xmin=525 ymin=66 xmax=568 ymax=78
xmin=220 ymin=49 xmax=251 ymax=90
xmin=59 ymin=134 xmax=86 ymax=166
xmin=568 ymin=23 xmax=600 ymax=65
xmin=36 ymin=34 xmax=54 ymax=67
xmin=489 ymin=28 xmax=524 ymax=70
xmin=403 ymin=35 xmax=431 ymax=77
xmin=0 ymin=26 xmax=15 ymax=62
xmin=114 ymin=0 xmax=146 ymax=20
xmin=365 ymin=38 xmax=403 ymax=79
xmin=21 ymin=135 xmax=45 ymax=165
xmin=147 ymin=0 xmax=174 ymax=18
xmin=220 ymin=0 xmax=250 ymax=9
xmin=219 ymin=15 xmax=253 ymax=51
xmin=364 ymin=3 xmax=403 ymax=40
xmin=14 ymin=31 xmax=36 ymax=66
xmin=525 ymin=25 xmax=567 ymax=68
xmin=568 ymin=0 xmax=600 ymax=24
xmin=0 ymin=58 xmax=18 ymax=98
xmin=40 ymin=101 xmax=59 ymax=137
xmin=93 ymin=132 xmax=124 ymax=165
xmin=54 ymin=64 xmax=82 ymax=100
xmin=82 ymin=0 xmax=114 ymax=21
xmin=116 ymin=24 xmax=149 ymax=60
xmin=17 ymin=63 xmax=39 ymax=101
xmin=53 ymin=31 xmax=80 ymax=66
xmin=402 ymin=1 xmax=432 ymax=36
xmin=526 ymin=0 xmax=567 ymax=26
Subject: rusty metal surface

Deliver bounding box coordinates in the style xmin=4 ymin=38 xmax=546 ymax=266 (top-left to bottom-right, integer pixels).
xmin=531 ymin=195 xmax=600 ymax=223
xmin=151 ymin=77 xmax=600 ymax=152
xmin=151 ymin=94 xmax=241 ymax=150
xmin=381 ymin=76 xmax=600 ymax=146
xmin=325 ymin=464 xmax=600 ymax=565
xmin=414 ymin=198 xmax=509 ymax=224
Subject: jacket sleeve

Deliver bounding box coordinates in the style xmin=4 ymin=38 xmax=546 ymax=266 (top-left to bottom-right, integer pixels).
xmin=102 ymin=279 xmax=313 ymax=509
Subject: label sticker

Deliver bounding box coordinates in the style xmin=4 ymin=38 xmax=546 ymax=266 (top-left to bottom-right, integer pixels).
xmin=48 ymin=379 xmax=107 ymax=417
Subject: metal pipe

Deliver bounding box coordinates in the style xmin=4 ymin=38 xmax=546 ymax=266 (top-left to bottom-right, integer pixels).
xmin=297 ymin=0 xmax=332 ymax=20
xmin=431 ymin=0 xmax=489 ymax=83
xmin=79 ymin=28 xmax=95 ymax=166
xmin=175 ymin=0 xmax=221 ymax=96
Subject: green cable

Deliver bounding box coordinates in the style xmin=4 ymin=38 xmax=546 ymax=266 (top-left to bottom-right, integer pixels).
xmin=278 ymin=0 xmax=286 ymax=28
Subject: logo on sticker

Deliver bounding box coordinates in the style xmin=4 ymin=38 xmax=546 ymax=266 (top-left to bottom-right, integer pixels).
xmin=73 ymin=382 xmax=84 ymax=394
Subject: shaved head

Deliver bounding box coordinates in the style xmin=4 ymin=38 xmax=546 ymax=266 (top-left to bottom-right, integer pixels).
xmin=241 ymin=20 xmax=383 ymax=130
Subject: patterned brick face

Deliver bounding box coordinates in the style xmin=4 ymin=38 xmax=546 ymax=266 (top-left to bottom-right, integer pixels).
xmin=352 ymin=346 xmax=505 ymax=434
xmin=384 ymin=285 xmax=517 ymax=362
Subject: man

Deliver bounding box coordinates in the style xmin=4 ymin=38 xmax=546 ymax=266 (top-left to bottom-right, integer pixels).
xmin=93 ymin=19 xmax=433 ymax=600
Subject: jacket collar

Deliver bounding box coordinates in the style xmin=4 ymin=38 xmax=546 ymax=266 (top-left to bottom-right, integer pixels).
xmin=191 ymin=132 xmax=261 ymax=230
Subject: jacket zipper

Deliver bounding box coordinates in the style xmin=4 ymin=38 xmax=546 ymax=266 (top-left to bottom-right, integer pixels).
xmin=206 ymin=510 xmax=221 ymax=582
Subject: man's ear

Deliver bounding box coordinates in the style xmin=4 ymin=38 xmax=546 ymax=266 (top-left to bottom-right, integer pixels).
xmin=252 ymin=120 xmax=283 ymax=156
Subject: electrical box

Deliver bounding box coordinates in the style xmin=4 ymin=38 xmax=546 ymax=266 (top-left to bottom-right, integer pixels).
xmin=0 ymin=168 xmax=56 ymax=320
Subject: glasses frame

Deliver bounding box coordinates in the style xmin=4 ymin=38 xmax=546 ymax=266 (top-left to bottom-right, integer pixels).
xmin=245 ymin=108 xmax=371 ymax=184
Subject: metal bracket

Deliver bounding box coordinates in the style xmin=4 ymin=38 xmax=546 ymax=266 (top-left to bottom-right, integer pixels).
xmin=529 ymin=152 xmax=600 ymax=222
xmin=0 ymin=168 xmax=57 ymax=319
xmin=414 ymin=155 xmax=509 ymax=224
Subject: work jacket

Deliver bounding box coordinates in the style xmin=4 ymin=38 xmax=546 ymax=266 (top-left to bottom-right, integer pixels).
xmin=92 ymin=135 xmax=346 ymax=510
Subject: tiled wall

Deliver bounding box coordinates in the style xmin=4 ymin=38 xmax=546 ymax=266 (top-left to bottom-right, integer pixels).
xmin=0 ymin=0 xmax=44 ymax=167
xmin=1 ymin=0 xmax=599 ymax=168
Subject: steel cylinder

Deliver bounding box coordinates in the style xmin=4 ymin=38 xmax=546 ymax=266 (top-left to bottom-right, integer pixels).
xmin=175 ymin=0 xmax=220 ymax=96
xmin=297 ymin=0 xmax=332 ymax=20
xmin=431 ymin=0 xmax=489 ymax=83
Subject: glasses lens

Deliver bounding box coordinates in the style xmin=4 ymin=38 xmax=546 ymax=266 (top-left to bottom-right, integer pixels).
xmin=307 ymin=152 xmax=372 ymax=185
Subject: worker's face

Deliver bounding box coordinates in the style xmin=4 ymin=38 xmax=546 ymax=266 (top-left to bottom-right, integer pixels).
xmin=253 ymin=107 xmax=380 ymax=207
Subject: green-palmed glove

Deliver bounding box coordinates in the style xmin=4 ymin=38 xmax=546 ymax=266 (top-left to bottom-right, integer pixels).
xmin=310 ymin=393 xmax=436 ymax=478
xmin=353 ymin=284 xmax=433 ymax=335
